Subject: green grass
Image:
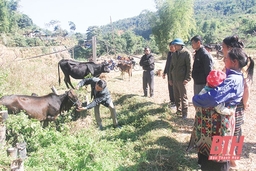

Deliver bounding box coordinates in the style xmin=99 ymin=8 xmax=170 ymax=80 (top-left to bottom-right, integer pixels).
xmin=0 ymin=92 xmax=198 ymax=171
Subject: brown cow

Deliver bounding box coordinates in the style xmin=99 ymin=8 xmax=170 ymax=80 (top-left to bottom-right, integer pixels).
xmin=117 ymin=61 xmax=132 ymax=80
xmin=0 ymin=89 xmax=81 ymax=127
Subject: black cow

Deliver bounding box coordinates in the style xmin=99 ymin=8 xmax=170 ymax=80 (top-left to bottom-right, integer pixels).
xmin=0 ymin=89 xmax=81 ymax=127
xmin=58 ymin=59 xmax=110 ymax=89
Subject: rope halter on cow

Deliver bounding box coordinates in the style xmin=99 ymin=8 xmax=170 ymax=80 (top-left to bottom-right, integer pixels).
xmin=66 ymin=90 xmax=81 ymax=107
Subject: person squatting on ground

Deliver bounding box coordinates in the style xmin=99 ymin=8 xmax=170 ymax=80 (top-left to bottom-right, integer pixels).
xmin=162 ymin=41 xmax=176 ymax=106
xmin=191 ymin=35 xmax=214 ymax=95
xmin=221 ymin=35 xmax=254 ymax=168
xmin=188 ymin=47 xmax=252 ymax=171
xmin=76 ymin=77 xmax=119 ymax=130
xmin=139 ymin=47 xmax=155 ymax=97
xmin=168 ymin=38 xmax=192 ymax=119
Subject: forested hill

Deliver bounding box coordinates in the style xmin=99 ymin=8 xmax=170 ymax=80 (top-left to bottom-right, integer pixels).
xmin=101 ymin=0 xmax=256 ymax=43
xmin=194 ymin=0 xmax=256 ymax=17
xmin=101 ymin=11 xmax=151 ymax=39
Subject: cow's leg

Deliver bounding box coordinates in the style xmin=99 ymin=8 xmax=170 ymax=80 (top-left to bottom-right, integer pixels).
xmin=129 ymin=70 xmax=132 ymax=81
xmin=41 ymin=120 xmax=49 ymax=128
xmin=69 ymin=83 xmax=75 ymax=89
xmin=63 ymin=75 xmax=70 ymax=89
xmin=64 ymin=75 xmax=75 ymax=89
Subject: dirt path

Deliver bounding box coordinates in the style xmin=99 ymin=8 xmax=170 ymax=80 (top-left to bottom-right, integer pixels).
xmin=105 ymin=58 xmax=256 ymax=171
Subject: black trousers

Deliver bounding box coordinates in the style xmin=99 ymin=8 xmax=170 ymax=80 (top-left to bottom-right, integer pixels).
xmin=167 ymin=78 xmax=175 ymax=103
xmin=142 ymin=70 xmax=154 ymax=97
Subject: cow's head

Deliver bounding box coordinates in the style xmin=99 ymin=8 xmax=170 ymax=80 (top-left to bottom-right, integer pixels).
xmin=67 ymin=89 xmax=81 ymax=108
xmin=60 ymin=90 xmax=81 ymax=113
xmin=101 ymin=62 xmax=110 ymax=73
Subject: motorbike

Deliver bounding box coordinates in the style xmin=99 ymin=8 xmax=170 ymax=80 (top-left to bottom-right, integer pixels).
xmin=129 ymin=57 xmax=141 ymax=71
xmin=216 ymin=50 xmax=224 ymax=60
xmin=108 ymin=60 xmax=120 ymax=72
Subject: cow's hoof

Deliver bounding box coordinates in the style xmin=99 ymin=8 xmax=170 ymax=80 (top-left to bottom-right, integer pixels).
xmin=114 ymin=125 xmax=121 ymax=129
xmin=99 ymin=125 xmax=103 ymax=131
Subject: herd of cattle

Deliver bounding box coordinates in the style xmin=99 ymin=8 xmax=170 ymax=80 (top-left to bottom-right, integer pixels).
xmin=0 ymin=57 xmax=136 ymax=126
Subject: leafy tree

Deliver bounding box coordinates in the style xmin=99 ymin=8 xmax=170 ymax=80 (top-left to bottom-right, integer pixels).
xmin=74 ymin=32 xmax=85 ymax=40
xmin=121 ymin=30 xmax=143 ymax=55
xmin=0 ymin=0 xmax=10 ymax=33
xmin=151 ymin=0 xmax=196 ymax=57
xmin=7 ymin=0 xmax=19 ymax=11
xmin=86 ymin=26 xmax=102 ymax=40
xmin=17 ymin=14 xmax=33 ymax=29
xmin=68 ymin=21 xmax=76 ymax=32
xmin=45 ymin=20 xmax=65 ymax=37
xmin=7 ymin=0 xmax=21 ymax=32
xmin=143 ymin=34 xmax=159 ymax=54
xmin=71 ymin=45 xmax=91 ymax=60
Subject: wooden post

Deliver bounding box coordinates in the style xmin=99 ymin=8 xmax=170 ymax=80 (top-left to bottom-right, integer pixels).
xmin=17 ymin=142 xmax=27 ymax=160
xmin=7 ymin=147 xmax=18 ymax=159
xmin=72 ymin=47 xmax=74 ymax=59
xmin=0 ymin=110 xmax=8 ymax=122
xmin=10 ymin=159 xmax=24 ymax=171
xmin=110 ymin=16 xmax=116 ymax=57
xmin=0 ymin=124 xmax=6 ymax=147
xmin=2 ymin=110 xmax=26 ymax=171
xmin=0 ymin=110 xmax=8 ymax=147
xmin=7 ymin=142 xmax=27 ymax=171
xmin=92 ymin=36 xmax=97 ymax=62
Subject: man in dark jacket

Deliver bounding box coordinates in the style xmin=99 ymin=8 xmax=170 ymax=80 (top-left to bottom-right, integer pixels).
xmin=139 ymin=47 xmax=155 ymax=97
xmin=163 ymin=41 xmax=175 ymax=106
xmin=191 ymin=36 xmax=213 ymax=167
xmin=76 ymin=77 xmax=119 ymax=130
xmin=191 ymin=35 xmax=213 ymax=95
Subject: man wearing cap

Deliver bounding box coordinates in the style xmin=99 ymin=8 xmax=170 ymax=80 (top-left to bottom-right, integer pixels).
xmin=191 ymin=35 xmax=213 ymax=95
xmin=139 ymin=47 xmax=155 ymax=97
xmin=168 ymin=38 xmax=192 ymax=119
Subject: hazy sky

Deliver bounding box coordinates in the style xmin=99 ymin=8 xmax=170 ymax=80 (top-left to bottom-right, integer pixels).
xmin=19 ymin=0 xmax=156 ymax=33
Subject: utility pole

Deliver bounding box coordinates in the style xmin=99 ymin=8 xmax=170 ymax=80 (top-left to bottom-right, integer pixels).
xmin=92 ymin=36 xmax=97 ymax=62
xmin=72 ymin=47 xmax=74 ymax=59
xmin=110 ymin=16 xmax=116 ymax=57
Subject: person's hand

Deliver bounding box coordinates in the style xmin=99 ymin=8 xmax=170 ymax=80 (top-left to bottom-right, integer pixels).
xmin=162 ymin=74 xmax=166 ymax=79
xmin=76 ymin=107 xmax=87 ymax=112
xmin=168 ymin=80 xmax=173 ymax=86
xmin=244 ymin=102 xmax=250 ymax=111
xmin=183 ymin=80 xmax=189 ymax=85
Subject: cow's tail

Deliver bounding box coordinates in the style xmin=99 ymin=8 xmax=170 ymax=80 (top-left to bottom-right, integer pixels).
xmin=58 ymin=61 xmax=61 ymax=86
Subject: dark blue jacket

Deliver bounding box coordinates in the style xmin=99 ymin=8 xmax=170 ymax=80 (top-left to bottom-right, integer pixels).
xmin=163 ymin=51 xmax=172 ymax=77
xmin=193 ymin=69 xmax=244 ymax=108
